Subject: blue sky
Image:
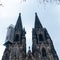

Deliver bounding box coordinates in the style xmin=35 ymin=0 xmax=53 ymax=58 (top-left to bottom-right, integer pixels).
xmin=0 ymin=0 xmax=60 ymax=60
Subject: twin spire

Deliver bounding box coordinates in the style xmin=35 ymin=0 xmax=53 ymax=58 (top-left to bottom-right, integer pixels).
xmin=15 ymin=13 xmax=43 ymax=31
xmin=4 ymin=13 xmax=43 ymax=45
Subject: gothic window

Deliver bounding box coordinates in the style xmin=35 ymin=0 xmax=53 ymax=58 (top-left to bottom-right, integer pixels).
xmin=20 ymin=35 xmax=22 ymax=44
xmin=15 ymin=34 xmax=19 ymax=41
xmin=14 ymin=48 xmax=19 ymax=59
xmin=36 ymin=34 xmax=38 ymax=44
xmin=42 ymin=48 xmax=47 ymax=57
xmin=39 ymin=34 xmax=44 ymax=41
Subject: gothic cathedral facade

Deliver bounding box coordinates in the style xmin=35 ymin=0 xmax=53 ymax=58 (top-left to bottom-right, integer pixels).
xmin=2 ymin=13 xmax=59 ymax=60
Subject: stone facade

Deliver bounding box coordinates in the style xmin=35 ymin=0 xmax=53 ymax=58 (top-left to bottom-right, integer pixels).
xmin=2 ymin=13 xmax=59 ymax=60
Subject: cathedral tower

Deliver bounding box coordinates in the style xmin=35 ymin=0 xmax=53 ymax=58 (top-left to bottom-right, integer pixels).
xmin=2 ymin=13 xmax=59 ymax=60
xmin=32 ymin=13 xmax=59 ymax=60
xmin=2 ymin=13 xmax=26 ymax=60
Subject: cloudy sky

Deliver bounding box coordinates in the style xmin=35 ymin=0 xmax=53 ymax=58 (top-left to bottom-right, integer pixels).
xmin=0 ymin=0 xmax=60 ymax=60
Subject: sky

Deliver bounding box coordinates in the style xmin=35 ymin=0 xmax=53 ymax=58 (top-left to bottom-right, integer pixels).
xmin=0 ymin=0 xmax=60 ymax=60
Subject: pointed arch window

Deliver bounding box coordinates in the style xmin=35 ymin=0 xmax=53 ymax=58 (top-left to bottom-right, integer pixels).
xmin=42 ymin=48 xmax=47 ymax=57
xmin=39 ymin=34 xmax=44 ymax=41
xmin=36 ymin=34 xmax=38 ymax=44
xmin=15 ymin=34 xmax=19 ymax=41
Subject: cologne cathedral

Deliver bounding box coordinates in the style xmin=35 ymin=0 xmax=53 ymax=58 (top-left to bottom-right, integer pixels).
xmin=2 ymin=13 xmax=59 ymax=60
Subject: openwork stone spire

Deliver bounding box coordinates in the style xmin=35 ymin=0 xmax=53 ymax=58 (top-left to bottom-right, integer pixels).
xmin=15 ymin=13 xmax=23 ymax=32
xmin=35 ymin=13 xmax=43 ymax=29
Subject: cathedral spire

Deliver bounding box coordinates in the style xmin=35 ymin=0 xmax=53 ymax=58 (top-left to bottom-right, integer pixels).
xmin=15 ymin=13 xmax=23 ymax=32
xmin=35 ymin=13 xmax=43 ymax=29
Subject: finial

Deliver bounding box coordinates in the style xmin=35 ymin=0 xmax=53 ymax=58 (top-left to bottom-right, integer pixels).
xmin=19 ymin=13 xmax=21 ymax=16
xmin=35 ymin=12 xmax=37 ymax=16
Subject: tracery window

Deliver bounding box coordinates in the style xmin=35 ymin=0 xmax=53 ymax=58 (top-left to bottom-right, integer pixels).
xmin=15 ymin=34 xmax=19 ymax=41
xmin=42 ymin=48 xmax=47 ymax=57
xmin=39 ymin=34 xmax=44 ymax=41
